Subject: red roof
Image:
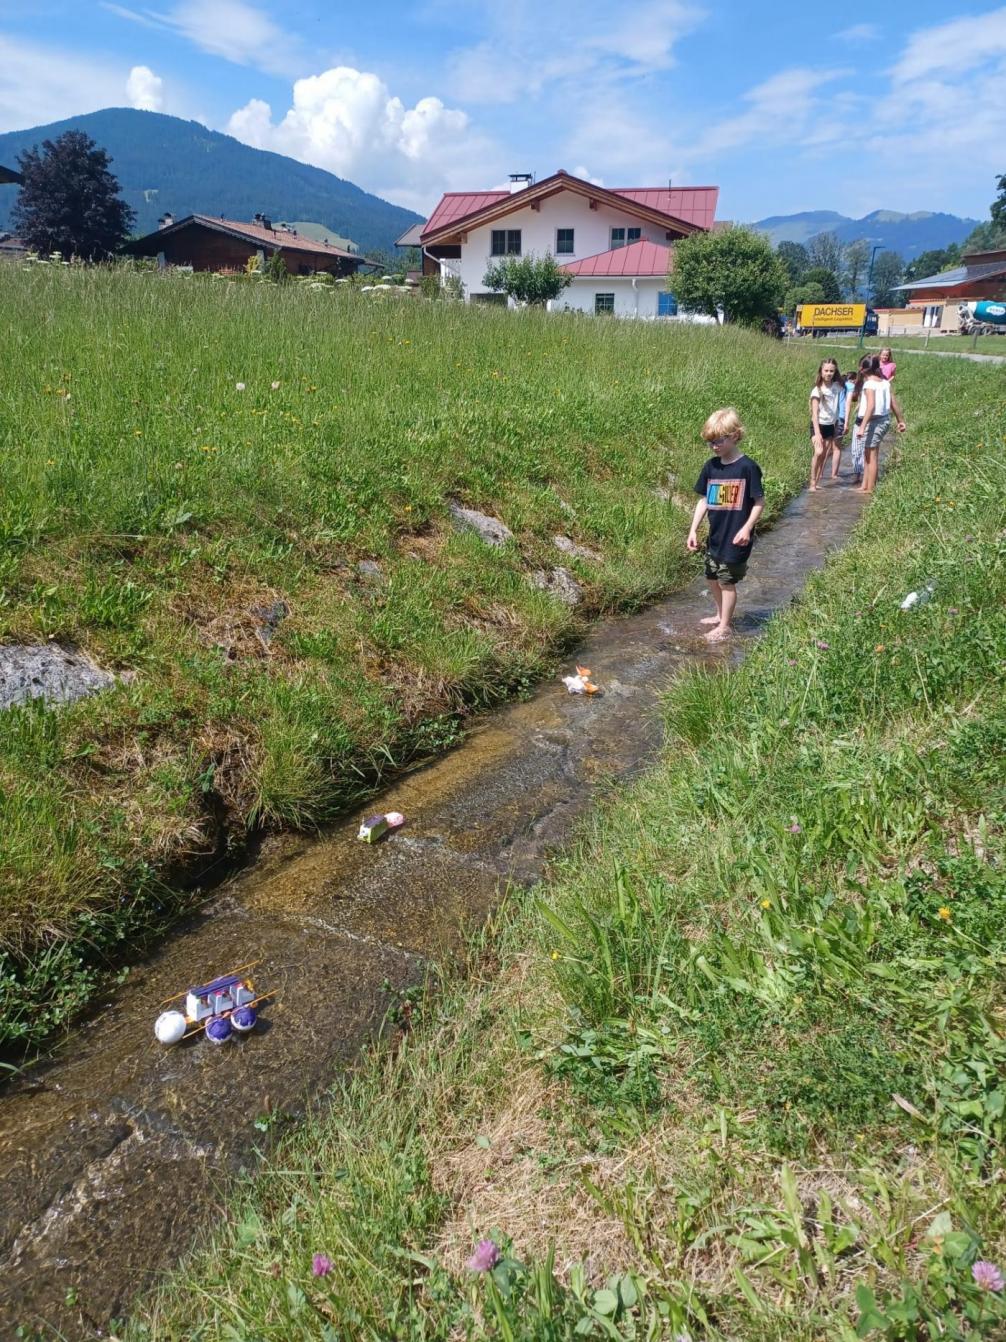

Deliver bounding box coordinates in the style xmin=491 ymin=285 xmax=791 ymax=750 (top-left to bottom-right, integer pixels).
xmin=423 ymin=191 xmax=509 ymax=236
xmin=421 ymin=173 xmax=716 ymax=243
xmin=560 ymin=239 xmax=671 ymax=277
xmin=612 ymin=188 xmax=718 ymax=230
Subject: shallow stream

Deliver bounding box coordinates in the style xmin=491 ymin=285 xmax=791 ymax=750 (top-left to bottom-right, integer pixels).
xmin=0 ymin=477 xmax=868 ymax=1337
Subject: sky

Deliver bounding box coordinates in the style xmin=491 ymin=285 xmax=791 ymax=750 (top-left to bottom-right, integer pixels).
xmin=2 ymin=1 xmax=1005 ymax=222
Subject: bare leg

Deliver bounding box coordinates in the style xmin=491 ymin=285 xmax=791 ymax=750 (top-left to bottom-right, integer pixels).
xmin=700 ymin=579 xmax=723 ymax=625
xmin=830 ymin=437 xmax=843 ymax=479
xmin=705 ymin=582 xmax=737 ymax=641
xmin=863 ymin=447 xmax=879 ymax=493
xmin=809 ymin=442 xmax=826 ymax=490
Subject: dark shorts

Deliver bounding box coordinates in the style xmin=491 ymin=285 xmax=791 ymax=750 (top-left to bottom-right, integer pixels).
xmin=810 ymin=421 xmax=837 ymax=440
xmin=705 ymin=553 xmax=748 ymax=585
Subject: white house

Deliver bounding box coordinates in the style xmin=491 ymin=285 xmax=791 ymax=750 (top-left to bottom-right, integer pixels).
xmin=416 ymin=170 xmax=719 ymax=317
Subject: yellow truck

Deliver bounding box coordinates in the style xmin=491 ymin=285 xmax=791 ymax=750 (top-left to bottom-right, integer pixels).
xmin=794 ymin=303 xmax=877 ymax=336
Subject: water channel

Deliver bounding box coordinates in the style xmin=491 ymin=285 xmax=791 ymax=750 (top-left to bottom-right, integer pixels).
xmin=1 ymin=475 xmax=870 ymax=1338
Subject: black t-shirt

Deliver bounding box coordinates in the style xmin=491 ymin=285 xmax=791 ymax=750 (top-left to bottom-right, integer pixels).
xmin=693 ymin=454 xmax=764 ymax=564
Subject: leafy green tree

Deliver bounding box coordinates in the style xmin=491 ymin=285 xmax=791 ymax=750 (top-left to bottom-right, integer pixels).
xmin=807 ymin=230 xmax=846 ymax=277
xmin=903 ymin=245 xmax=962 ymax=283
xmin=843 ymin=239 xmax=871 ymax=298
xmin=802 ymin=266 xmax=842 ymax=302
xmin=784 ymin=281 xmax=826 ymax=313
xmin=12 ymin=130 xmax=134 ymax=260
xmin=870 ymin=251 xmax=906 ymax=307
xmin=990 ymin=172 xmax=1006 ymax=230
xmin=482 ymin=253 xmax=573 ymax=307
xmin=671 ymin=226 xmax=787 ymax=325
xmin=777 ymin=240 xmax=809 ymax=282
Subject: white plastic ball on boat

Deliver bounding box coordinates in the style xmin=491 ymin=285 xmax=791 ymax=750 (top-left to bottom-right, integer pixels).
xmin=154 ymin=1010 xmax=187 ymax=1045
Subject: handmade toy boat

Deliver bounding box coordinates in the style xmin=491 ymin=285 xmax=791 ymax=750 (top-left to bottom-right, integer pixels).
xmin=154 ymin=960 xmax=272 ymax=1045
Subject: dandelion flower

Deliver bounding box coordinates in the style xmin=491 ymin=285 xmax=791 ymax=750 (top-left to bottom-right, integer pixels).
xmin=972 ymin=1261 xmax=1004 ymax=1292
xmin=312 ymin=1253 xmax=333 ymax=1277
xmin=550 ymin=950 xmax=560 ymax=961
xmin=937 ymin=906 xmax=952 ymax=922
xmin=466 ymin=1239 xmax=501 ymax=1273
xmin=760 ymin=899 xmax=771 ymax=910
xmin=235 ymin=382 xmax=246 ymax=391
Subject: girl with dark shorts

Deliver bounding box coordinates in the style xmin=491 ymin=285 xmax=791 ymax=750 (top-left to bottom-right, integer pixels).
xmin=809 ymin=358 xmax=844 ymax=490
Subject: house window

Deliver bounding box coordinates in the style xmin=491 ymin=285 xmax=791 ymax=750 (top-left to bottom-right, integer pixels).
xmin=657 ymin=291 xmax=678 ymax=317
xmin=556 ymin=228 xmax=574 ymax=255
xmin=490 ymin=229 xmax=522 ymax=256
xmin=595 ymin=293 xmax=615 ymax=315
xmin=610 ymin=227 xmax=642 ymax=249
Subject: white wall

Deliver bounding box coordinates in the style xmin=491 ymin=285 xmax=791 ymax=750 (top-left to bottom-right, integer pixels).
xmin=553 ymin=278 xmax=667 ymax=318
xmin=451 ymin=188 xmax=671 ymax=299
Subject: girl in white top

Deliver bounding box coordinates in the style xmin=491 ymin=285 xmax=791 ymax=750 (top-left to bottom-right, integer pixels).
xmin=809 ymin=358 xmax=844 ymax=490
xmin=843 ymin=355 xmax=906 ymax=494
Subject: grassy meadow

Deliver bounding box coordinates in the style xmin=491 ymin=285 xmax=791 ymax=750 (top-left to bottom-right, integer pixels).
xmin=121 ymin=357 xmax=1006 ymax=1342
xmin=1 ymin=266 xmax=823 ymax=1048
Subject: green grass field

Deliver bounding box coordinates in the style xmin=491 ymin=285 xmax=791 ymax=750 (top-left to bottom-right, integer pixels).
xmin=126 ymin=358 xmax=1006 ymax=1341
xmin=1 ymin=266 xmax=825 ymax=1048
xmin=834 ymin=335 xmax=1005 ymax=356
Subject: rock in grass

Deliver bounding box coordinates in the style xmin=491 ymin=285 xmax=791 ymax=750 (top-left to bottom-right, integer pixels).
xmin=530 ymin=567 xmax=583 ymax=606
xmin=0 ymin=644 xmax=116 ymax=710
xmin=448 ymin=502 xmax=513 ymax=548
xmin=553 ymin=534 xmax=601 ymax=563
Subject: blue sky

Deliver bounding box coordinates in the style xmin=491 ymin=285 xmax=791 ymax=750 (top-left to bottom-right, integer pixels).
xmin=1 ymin=1 xmax=1004 ymax=222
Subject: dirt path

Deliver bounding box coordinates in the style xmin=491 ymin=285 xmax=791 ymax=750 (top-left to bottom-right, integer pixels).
xmin=821 ymin=341 xmax=1006 ymax=366
xmin=0 ymin=474 xmax=871 ymax=1339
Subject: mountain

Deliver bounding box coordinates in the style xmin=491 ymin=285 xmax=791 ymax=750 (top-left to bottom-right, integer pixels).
xmin=752 ymin=208 xmax=980 ymax=260
xmin=0 ymin=108 xmax=423 ymax=256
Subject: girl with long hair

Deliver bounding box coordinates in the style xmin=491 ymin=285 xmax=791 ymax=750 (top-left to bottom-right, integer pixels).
xmin=843 ymin=355 xmax=906 ymax=493
xmin=809 ymin=357 xmax=844 ymax=489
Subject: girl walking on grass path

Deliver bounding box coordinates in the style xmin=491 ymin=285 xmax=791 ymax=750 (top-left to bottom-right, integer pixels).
xmin=809 ymin=358 xmax=845 ymax=489
xmin=844 ymin=354 xmax=906 ymax=494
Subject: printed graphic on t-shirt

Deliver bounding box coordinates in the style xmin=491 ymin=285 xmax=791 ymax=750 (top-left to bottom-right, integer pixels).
xmin=706 ymin=478 xmax=747 ymax=510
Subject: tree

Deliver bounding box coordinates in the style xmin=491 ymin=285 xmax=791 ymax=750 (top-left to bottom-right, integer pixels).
xmin=783 ymin=281 xmax=826 ymax=314
xmin=671 ymin=226 xmax=787 ymax=325
xmin=903 ymin=245 xmax=962 ymax=283
xmin=12 ymin=131 xmax=134 ymax=260
xmin=777 ymin=240 xmax=809 ymax=282
xmin=807 ymin=230 xmax=846 ymax=277
xmin=802 ymin=266 xmax=842 ymax=302
xmin=990 ymin=172 xmax=1006 ymax=230
xmin=843 ymin=239 xmax=871 ymax=298
xmin=870 ymin=251 xmax=905 ymax=307
xmin=482 ymin=253 xmax=573 ymax=307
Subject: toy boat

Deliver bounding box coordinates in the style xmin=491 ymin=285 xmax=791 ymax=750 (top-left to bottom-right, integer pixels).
xmin=358 ymin=810 xmax=405 ymax=843
xmin=154 ymin=960 xmax=273 ymax=1045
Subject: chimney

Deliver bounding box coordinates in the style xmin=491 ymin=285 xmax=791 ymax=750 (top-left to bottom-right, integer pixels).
xmin=509 ymin=173 xmax=533 ymax=194
xmin=158 ymin=212 xmax=174 ymax=229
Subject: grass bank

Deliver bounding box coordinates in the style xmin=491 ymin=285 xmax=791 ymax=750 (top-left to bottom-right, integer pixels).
xmin=860 ymin=336 xmax=1004 ymax=356
xmin=121 ymin=360 xmax=1006 ymax=1339
xmin=1 ymin=268 xmax=820 ymax=1048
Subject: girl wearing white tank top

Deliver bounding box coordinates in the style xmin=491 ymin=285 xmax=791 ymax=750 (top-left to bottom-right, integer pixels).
xmin=843 ymin=355 xmax=906 ymax=494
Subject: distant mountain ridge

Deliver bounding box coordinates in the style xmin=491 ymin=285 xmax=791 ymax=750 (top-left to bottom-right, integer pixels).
xmin=752 ymin=208 xmax=979 ymax=260
xmin=0 ymin=108 xmax=422 ymax=255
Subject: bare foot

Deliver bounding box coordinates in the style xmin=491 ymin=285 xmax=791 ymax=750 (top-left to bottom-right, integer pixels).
xmin=704 ymin=625 xmax=732 ymax=642
xmin=699 ymin=615 xmax=720 ymax=625
xmin=808 ymin=485 xmax=819 ymax=492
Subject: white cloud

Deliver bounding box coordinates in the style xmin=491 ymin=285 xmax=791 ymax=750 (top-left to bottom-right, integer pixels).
xmin=226 ymin=65 xmax=503 ymax=211
xmin=447 ymin=0 xmax=705 ymax=104
xmin=837 ymin=23 xmax=880 ymax=41
xmin=126 ymin=64 xmax=164 ymax=112
xmin=0 ymin=35 xmax=123 ymax=132
xmin=890 ymin=6 xmax=1006 ymax=82
xmin=105 ymin=0 xmax=307 ymax=77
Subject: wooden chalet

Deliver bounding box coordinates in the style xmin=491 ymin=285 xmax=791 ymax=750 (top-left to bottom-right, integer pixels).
xmin=125 ymin=213 xmax=367 ymax=276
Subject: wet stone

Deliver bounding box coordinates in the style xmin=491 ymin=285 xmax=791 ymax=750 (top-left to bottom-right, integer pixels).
xmin=447 ymin=502 xmax=513 ymax=547
xmin=0 ymin=643 xmax=116 ymax=711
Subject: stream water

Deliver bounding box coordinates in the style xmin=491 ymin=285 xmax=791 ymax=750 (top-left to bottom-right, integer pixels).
xmin=1 ymin=476 xmax=869 ymax=1338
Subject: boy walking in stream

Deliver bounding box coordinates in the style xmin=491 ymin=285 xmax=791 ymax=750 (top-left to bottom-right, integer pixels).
xmin=687 ymin=407 xmax=765 ymax=642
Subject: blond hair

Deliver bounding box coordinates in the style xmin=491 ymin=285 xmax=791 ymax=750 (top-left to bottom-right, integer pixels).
xmin=701 ymin=407 xmax=745 ymax=442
